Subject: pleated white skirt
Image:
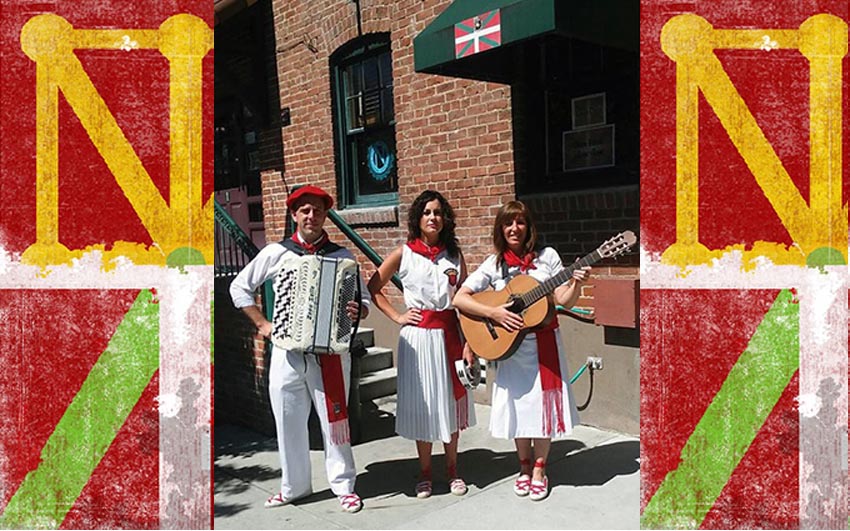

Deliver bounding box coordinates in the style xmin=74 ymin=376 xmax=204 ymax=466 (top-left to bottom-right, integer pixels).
xmin=395 ymin=326 xmax=476 ymax=443
xmin=489 ymin=332 xmax=579 ymax=440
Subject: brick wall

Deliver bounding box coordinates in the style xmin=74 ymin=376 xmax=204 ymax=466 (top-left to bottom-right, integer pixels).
xmin=522 ymin=186 xmax=639 ymax=312
xmin=214 ymin=277 xmax=275 ymax=435
xmin=265 ymin=0 xmax=514 ymax=289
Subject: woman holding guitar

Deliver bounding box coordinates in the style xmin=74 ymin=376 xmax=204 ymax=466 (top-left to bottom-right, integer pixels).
xmin=368 ymin=190 xmax=477 ymax=499
xmin=453 ymin=200 xmax=591 ymax=502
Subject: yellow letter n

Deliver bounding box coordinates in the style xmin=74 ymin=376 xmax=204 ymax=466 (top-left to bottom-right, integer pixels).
xmin=660 ymin=14 xmax=848 ymax=267
xmin=20 ymin=14 xmax=214 ymax=267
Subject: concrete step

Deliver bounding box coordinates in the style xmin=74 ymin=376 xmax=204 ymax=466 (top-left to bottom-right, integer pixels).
xmin=358 ymin=346 xmax=394 ymax=374
xmin=359 ymin=367 xmax=397 ymax=402
xmin=353 ymin=328 xmax=374 ymax=349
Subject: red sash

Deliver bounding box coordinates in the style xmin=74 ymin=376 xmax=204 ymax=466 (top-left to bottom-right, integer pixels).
xmin=416 ymin=309 xmax=469 ymax=431
xmin=319 ymin=354 xmax=350 ymax=445
xmin=534 ymin=319 xmax=566 ymax=436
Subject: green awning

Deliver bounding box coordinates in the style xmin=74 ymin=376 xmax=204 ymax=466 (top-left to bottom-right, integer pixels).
xmin=413 ymin=0 xmax=637 ymax=83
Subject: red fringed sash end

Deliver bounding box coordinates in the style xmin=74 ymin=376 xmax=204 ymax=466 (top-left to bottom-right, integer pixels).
xmin=536 ymin=321 xmax=566 ymax=437
xmin=329 ymin=418 xmax=351 ymax=446
xmin=456 ymin=393 xmax=469 ymax=431
xmin=542 ymin=388 xmax=566 ymax=437
xmin=320 ymin=354 xmax=350 ymax=446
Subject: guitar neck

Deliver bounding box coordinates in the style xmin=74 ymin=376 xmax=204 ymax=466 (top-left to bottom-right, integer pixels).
xmin=520 ymin=250 xmax=602 ymax=307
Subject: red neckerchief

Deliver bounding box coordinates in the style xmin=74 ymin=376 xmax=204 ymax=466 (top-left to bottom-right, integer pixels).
xmin=407 ymin=239 xmax=445 ymax=262
xmin=293 ymin=230 xmax=329 ymax=254
xmin=502 ymin=249 xmax=537 ymax=272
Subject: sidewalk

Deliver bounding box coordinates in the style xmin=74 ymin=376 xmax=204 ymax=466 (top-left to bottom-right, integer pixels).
xmin=214 ymin=396 xmax=639 ymax=529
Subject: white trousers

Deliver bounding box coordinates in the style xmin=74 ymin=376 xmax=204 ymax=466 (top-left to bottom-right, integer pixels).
xmin=268 ymin=347 xmax=356 ymax=499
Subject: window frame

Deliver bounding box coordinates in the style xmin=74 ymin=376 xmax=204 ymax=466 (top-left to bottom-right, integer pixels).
xmin=330 ymin=34 xmax=399 ymax=209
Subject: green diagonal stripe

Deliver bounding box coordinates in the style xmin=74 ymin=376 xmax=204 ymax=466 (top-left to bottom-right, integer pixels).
xmin=457 ymin=41 xmax=473 ymax=57
xmin=0 ymin=290 xmax=159 ymax=529
xmin=482 ymin=10 xmax=497 ymax=25
xmin=480 ymin=36 xmax=500 ymax=48
xmin=456 ymin=22 xmax=474 ymax=33
xmin=641 ymin=289 xmax=798 ymax=529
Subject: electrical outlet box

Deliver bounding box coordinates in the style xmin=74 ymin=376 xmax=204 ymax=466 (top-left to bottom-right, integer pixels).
xmin=587 ymin=356 xmax=603 ymax=370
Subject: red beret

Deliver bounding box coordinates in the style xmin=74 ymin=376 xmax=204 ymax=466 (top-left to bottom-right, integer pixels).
xmin=286 ymin=185 xmax=334 ymax=210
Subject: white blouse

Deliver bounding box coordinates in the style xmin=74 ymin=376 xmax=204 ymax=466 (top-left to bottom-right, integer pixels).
xmin=398 ymin=245 xmax=462 ymax=311
xmin=461 ymin=247 xmax=565 ymax=293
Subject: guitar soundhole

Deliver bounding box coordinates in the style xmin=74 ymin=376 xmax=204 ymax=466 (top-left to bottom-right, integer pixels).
xmin=507 ymin=296 xmax=525 ymax=314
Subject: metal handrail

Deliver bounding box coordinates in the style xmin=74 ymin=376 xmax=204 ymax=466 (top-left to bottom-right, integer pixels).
xmin=214 ymin=201 xmax=275 ymax=321
xmin=325 ymin=209 xmax=403 ymax=292
xmin=214 ymin=201 xmax=260 ymax=260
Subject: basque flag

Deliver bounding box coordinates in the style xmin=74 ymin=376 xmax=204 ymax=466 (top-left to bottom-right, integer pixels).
xmin=454 ymin=9 xmax=501 ymax=59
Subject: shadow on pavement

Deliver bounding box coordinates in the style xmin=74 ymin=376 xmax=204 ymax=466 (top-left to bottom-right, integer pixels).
xmin=308 ymin=399 xmax=399 ymax=449
xmin=353 ymin=438 xmax=637 ymax=500
xmin=216 ymin=430 xmax=277 ymax=459
xmin=551 ymin=440 xmax=639 ymax=487
xmin=213 ymin=501 xmax=253 ymax=518
xmin=214 ymin=462 xmax=279 ymax=517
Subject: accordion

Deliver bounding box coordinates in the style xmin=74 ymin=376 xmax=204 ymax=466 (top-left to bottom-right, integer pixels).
xmin=271 ymin=254 xmax=359 ymax=354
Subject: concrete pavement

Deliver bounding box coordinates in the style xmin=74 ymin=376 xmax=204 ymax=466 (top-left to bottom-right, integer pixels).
xmin=214 ymin=396 xmax=639 ymax=529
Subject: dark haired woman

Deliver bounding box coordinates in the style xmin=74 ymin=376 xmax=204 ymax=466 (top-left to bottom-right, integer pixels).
xmin=368 ymin=190 xmax=476 ymax=499
xmin=452 ymin=200 xmax=590 ymax=502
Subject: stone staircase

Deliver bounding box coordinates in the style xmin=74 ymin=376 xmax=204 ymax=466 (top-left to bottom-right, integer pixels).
xmin=353 ymin=328 xmax=397 ymax=402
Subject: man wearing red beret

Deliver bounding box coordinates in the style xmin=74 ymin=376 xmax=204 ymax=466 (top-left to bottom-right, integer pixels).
xmin=230 ymin=185 xmax=370 ymax=514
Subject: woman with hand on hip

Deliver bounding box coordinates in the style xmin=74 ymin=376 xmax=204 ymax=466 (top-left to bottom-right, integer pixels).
xmin=368 ymin=190 xmax=476 ymax=499
xmin=452 ymin=200 xmax=590 ymax=502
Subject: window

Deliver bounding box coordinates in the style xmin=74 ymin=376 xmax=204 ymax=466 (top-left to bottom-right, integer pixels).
xmin=563 ymin=92 xmax=615 ymax=172
xmin=513 ymin=38 xmax=637 ymax=194
xmin=331 ymin=34 xmax=398 ymax=208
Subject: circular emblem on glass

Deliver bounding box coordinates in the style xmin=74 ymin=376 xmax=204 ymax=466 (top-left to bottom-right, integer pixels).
xmin=366 ymin=140 xmax=395 ymax=182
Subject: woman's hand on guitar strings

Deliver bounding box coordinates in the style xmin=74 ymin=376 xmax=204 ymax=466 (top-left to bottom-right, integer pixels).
xmin=489 ymin=303 xmax=524 ymax=332
xmin=572 ymin=264 xmax=591 ymax=284
xmin=395 ymin=308 xmax=423 ymax=326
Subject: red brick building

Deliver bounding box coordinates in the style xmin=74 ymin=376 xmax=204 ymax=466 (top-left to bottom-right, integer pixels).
xmin=215 ymin=0 xmax=639 ymax=435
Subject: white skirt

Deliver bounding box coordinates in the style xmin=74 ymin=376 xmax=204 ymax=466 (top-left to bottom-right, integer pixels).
xmin=395 ymin=326 xmax=476 ymax=443
xmin=489 ymin=332 xmax=579 ymax=439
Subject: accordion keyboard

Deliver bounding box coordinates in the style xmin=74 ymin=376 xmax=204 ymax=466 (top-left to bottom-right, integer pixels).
xmin=271 ymin=254 xmax=358 ymax=354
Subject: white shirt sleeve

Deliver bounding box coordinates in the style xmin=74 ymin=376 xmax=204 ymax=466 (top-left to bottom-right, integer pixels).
xmin=228 ymin=243 xmax=289 ymax=309
xmin=538 ymin=247 xmax=566 ymax=280
xmin=461 ymin=254 xmax=499 ymax=293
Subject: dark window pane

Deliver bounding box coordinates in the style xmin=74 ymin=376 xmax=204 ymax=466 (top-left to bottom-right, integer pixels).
xmin=381 ymin=87 xmax=394 ymax=123
xmin=362 ymin=88 xmax=382 ymax=127
xmin=248 ymin=202 xmax=264 ymax=222
xmin=354 ymin=128 xmax=396 ymax=196
xmin=363 ymin=56 xmax=379 ymax=90
xmin=346 ymin=95 xmax=363 ymax=131
xmin=343 ymin=64 xmax=361 ymax=97
xmin=379 ymin=52 xmax=393 ymax=87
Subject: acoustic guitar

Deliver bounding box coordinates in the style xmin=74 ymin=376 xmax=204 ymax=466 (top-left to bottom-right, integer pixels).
xmin=459 ymin=231 xmax=637 ymax=361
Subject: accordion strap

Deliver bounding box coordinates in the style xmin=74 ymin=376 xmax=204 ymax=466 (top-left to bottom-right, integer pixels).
xmin=280 ymin=237 xmax=343 ymax=256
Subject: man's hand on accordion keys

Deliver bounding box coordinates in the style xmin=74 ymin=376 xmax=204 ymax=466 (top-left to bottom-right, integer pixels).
xmin=346 ymin=300 xmax=368 ymax=322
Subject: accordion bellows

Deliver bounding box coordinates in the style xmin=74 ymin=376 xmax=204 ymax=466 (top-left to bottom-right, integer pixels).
xmin=271 ymin=255 xmax=359 ymax=354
